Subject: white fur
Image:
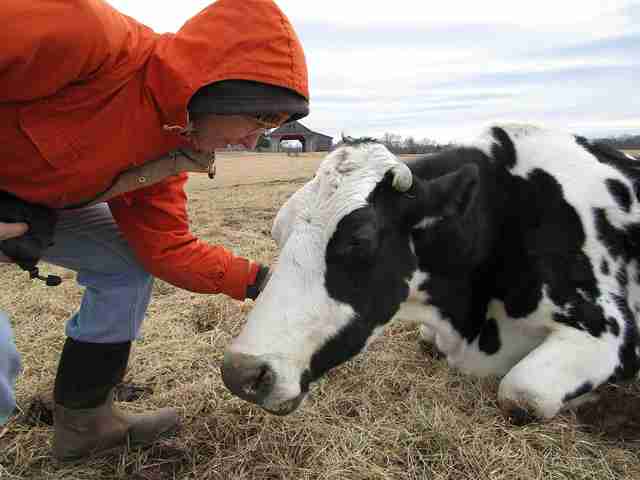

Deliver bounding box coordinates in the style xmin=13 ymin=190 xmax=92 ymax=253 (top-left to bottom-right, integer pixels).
xmin=498 ymin=326 xmax=620 ymax=418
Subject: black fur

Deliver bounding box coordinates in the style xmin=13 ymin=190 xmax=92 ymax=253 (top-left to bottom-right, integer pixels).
xmin=562 ymin=381 xmax=593 ymax=403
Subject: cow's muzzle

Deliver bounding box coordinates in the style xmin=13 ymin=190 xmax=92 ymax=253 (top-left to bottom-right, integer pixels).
xmin=221 ymin=352 xmax=304 ymax=415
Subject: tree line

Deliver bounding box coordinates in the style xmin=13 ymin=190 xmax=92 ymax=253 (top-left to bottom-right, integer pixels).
xmin=257 ymin=131 xmax=640 ymax=154
xmin=591 ymin=134 xmax=640 ymax=147
xmin=334 ymin=132 xmax=451 ymax=154
xmin=334 ymin=131 xmax=640 ymax=155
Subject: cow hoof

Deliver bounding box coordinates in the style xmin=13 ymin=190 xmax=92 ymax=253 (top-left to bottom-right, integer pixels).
xmin=418 ymin=340 xmax=444 ymax=359
xmin=499 ymin=399 xmax=537 ymax=426
xmin=563 ymin=392 xmax=600 ymax=411
xmin=506 ymin=406 xmax=535 ymax=426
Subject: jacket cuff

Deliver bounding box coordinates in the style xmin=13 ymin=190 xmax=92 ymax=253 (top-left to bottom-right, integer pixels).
xmin=222 ymin=257 xmax=260 ymax=300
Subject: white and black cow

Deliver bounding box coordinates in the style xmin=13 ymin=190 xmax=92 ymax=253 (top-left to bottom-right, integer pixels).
xmin=222 ymin=124 xmax=640 ymax=421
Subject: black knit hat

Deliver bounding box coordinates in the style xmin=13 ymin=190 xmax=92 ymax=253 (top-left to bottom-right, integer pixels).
xmin=188 ymin=80 xmax=309 ymax=123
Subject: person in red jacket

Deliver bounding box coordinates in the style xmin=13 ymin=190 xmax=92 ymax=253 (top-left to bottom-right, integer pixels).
xmin=0 ymin=0 xmax=309 ymax=460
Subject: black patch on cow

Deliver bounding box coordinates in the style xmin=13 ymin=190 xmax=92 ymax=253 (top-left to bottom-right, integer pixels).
xmin=478 ymin=317 xmax=501 ymax=354
xmin=616 ymin=267 xmax=629 ymax=288
xmin=523 ymin=169 xmax=590 ymax=264
xmin=517 ymin=169 xmax=607 ymax=336
xmin=313 ymin=189 xmax=416 ymax=380
xmin=576 ymin=136 xmax=640 ymax=178
xmin=593 ymin=208 xmax=627 ymax=260
xmin=605 ymin=316 xmax=621 ymax=337
xmin=551 ymin=297 xmax=607 ymax=338
xmin=577 ymin=135 xmax=640 ymax=206
xmin=610 ymin=293 xmax=640 ymax=382
xmin=595 ymin=208 xmax=640 ymax=382
xmin=490 ymin=127 xmax=517 ymax=169
xmin=410 ymin=149 xmax=607 ymax=344
xmin=501 ymin=269 xmax=543 ymax=318
xmin=628 ymin=223 xmax=640 ymax=260
xmin=601 ymin=258 xmax=610 ymax=275
xmin=562 ymin=381 xmax=594 ymax=403
xmin=406 ymin=149 xmax=500 ymax=345
xmin=606 ymin=178 xmax=632 ymax=213
xmin=593 ymin=207 xmax=640 ymax=263
xmin=309 ymin=313 xmax=378 ymax=381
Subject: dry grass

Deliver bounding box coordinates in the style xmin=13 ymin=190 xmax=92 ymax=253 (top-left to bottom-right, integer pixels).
xmin=1 ymin=153 xmax=640 ymax=479
xmin=621 ymin=149 xmax=640 ymax=158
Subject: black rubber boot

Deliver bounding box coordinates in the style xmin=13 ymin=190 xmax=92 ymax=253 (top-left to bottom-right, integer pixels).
xmin=54 ymin=338 xmax=131 ymax=409
xmin=52 ymin=338 xmax=178 ymax=460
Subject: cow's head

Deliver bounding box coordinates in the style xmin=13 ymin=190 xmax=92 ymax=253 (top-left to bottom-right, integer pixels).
xmin=222 ymin=142 xmax=480 ymax=414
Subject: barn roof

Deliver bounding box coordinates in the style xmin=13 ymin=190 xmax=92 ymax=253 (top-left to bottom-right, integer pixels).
xmin=269 ymin=121 xmax=332 ymax=139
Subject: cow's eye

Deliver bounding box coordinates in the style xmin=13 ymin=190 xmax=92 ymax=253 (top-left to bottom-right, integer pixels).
xmin=327 ymin=209 xmax=379 ymax=266
xmin=333 ymin=234 xmax=378 ymax=265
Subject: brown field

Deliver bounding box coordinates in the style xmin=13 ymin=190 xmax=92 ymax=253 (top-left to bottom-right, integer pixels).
xmin=622 ymin=149 xmax=640 ymax=158
xmin=2 ymin=152 xmax=640 ymax=479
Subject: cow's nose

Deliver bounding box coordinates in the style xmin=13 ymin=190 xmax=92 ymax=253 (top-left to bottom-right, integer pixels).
xmin=221 ymin=352 xmax=275 ymax=403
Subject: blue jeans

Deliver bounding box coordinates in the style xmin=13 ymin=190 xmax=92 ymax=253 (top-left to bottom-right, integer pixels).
xmin=0 ymin=203 xmax=154 ymax=423
xmin=0 ymin=312 xmax=21 ymax=425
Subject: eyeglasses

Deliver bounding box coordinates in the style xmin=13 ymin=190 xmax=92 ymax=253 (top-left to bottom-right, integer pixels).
xmin=251 ymin=113 xmax=290 ymax=129
xmin=178 ymin=113 xmax=289 ymax=138
xmin=242 ymin=113 xmax=290 ymax=137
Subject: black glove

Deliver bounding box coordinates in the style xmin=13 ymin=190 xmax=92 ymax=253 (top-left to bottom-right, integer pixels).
xmin=246 ymin=264 xmax=271 ymax=300
xmin=0 ymin=190 xmax=61 ymax=286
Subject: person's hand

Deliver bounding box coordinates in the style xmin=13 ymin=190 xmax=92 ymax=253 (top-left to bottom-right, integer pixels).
xmin=0 ymin=222 xmax=28 ymax=263
xmin=246 ymin=264 xmax=271 ymax=300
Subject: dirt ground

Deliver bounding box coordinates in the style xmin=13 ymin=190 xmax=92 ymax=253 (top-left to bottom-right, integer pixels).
xmin=201 ymin=152 xmax=326 ymax=189
xmin=1 ymin=152 xmax=640 ymax=479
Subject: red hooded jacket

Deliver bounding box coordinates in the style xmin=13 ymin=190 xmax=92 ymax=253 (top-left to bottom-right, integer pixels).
xmin=0 ymin=0 xmax=309 ymax=300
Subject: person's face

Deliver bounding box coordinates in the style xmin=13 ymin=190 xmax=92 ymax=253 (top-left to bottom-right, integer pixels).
xmin=188 ymin=114 xmax=270 ymax=151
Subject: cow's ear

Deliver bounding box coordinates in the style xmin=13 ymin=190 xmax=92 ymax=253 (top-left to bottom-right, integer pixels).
xmin=415 ymin=163 xmax=480 ymax=219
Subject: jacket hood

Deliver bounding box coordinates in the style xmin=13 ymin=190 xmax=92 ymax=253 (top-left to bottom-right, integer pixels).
xmin=145 ymin=0 xmax=309 ymax=128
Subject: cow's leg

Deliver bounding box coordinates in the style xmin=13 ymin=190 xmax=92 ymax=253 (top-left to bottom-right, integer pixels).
xmin=418 ymin=301 xmax=547 ymax=377
xmin=417 ymin=324 xmax=444 ymax=358
xmin=452 ymin=315 xmax=547 ymax=377
xmin=497 ymin=325 xmax=620 ymax=422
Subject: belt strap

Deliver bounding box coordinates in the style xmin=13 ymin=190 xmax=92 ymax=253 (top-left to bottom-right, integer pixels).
xmin=60 ymin=149 xmax=215 ymax=210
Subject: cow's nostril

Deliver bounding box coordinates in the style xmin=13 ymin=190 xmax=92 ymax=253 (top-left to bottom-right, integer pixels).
xmin=243 ymin=364 xmax=274 ymax=397
xmin=221 ymin=352 xmax=275 ymax=403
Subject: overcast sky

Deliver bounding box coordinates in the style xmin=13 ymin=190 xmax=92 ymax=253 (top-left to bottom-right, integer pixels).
xmin=107 ymin=0 xmax=639 ymax=143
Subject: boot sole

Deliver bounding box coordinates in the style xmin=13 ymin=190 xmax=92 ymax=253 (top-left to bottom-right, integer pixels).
xmin=53 ymin=424 xmax=179 ymax=462
xmin=53 ymin=443 xmax=128 ymax=463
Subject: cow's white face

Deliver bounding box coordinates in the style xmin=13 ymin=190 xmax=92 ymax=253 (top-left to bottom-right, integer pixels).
xmin=222 ymin=144 xmax=417 ymax=414
xmin=222 ymin=142 xmax=479 ymax=414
